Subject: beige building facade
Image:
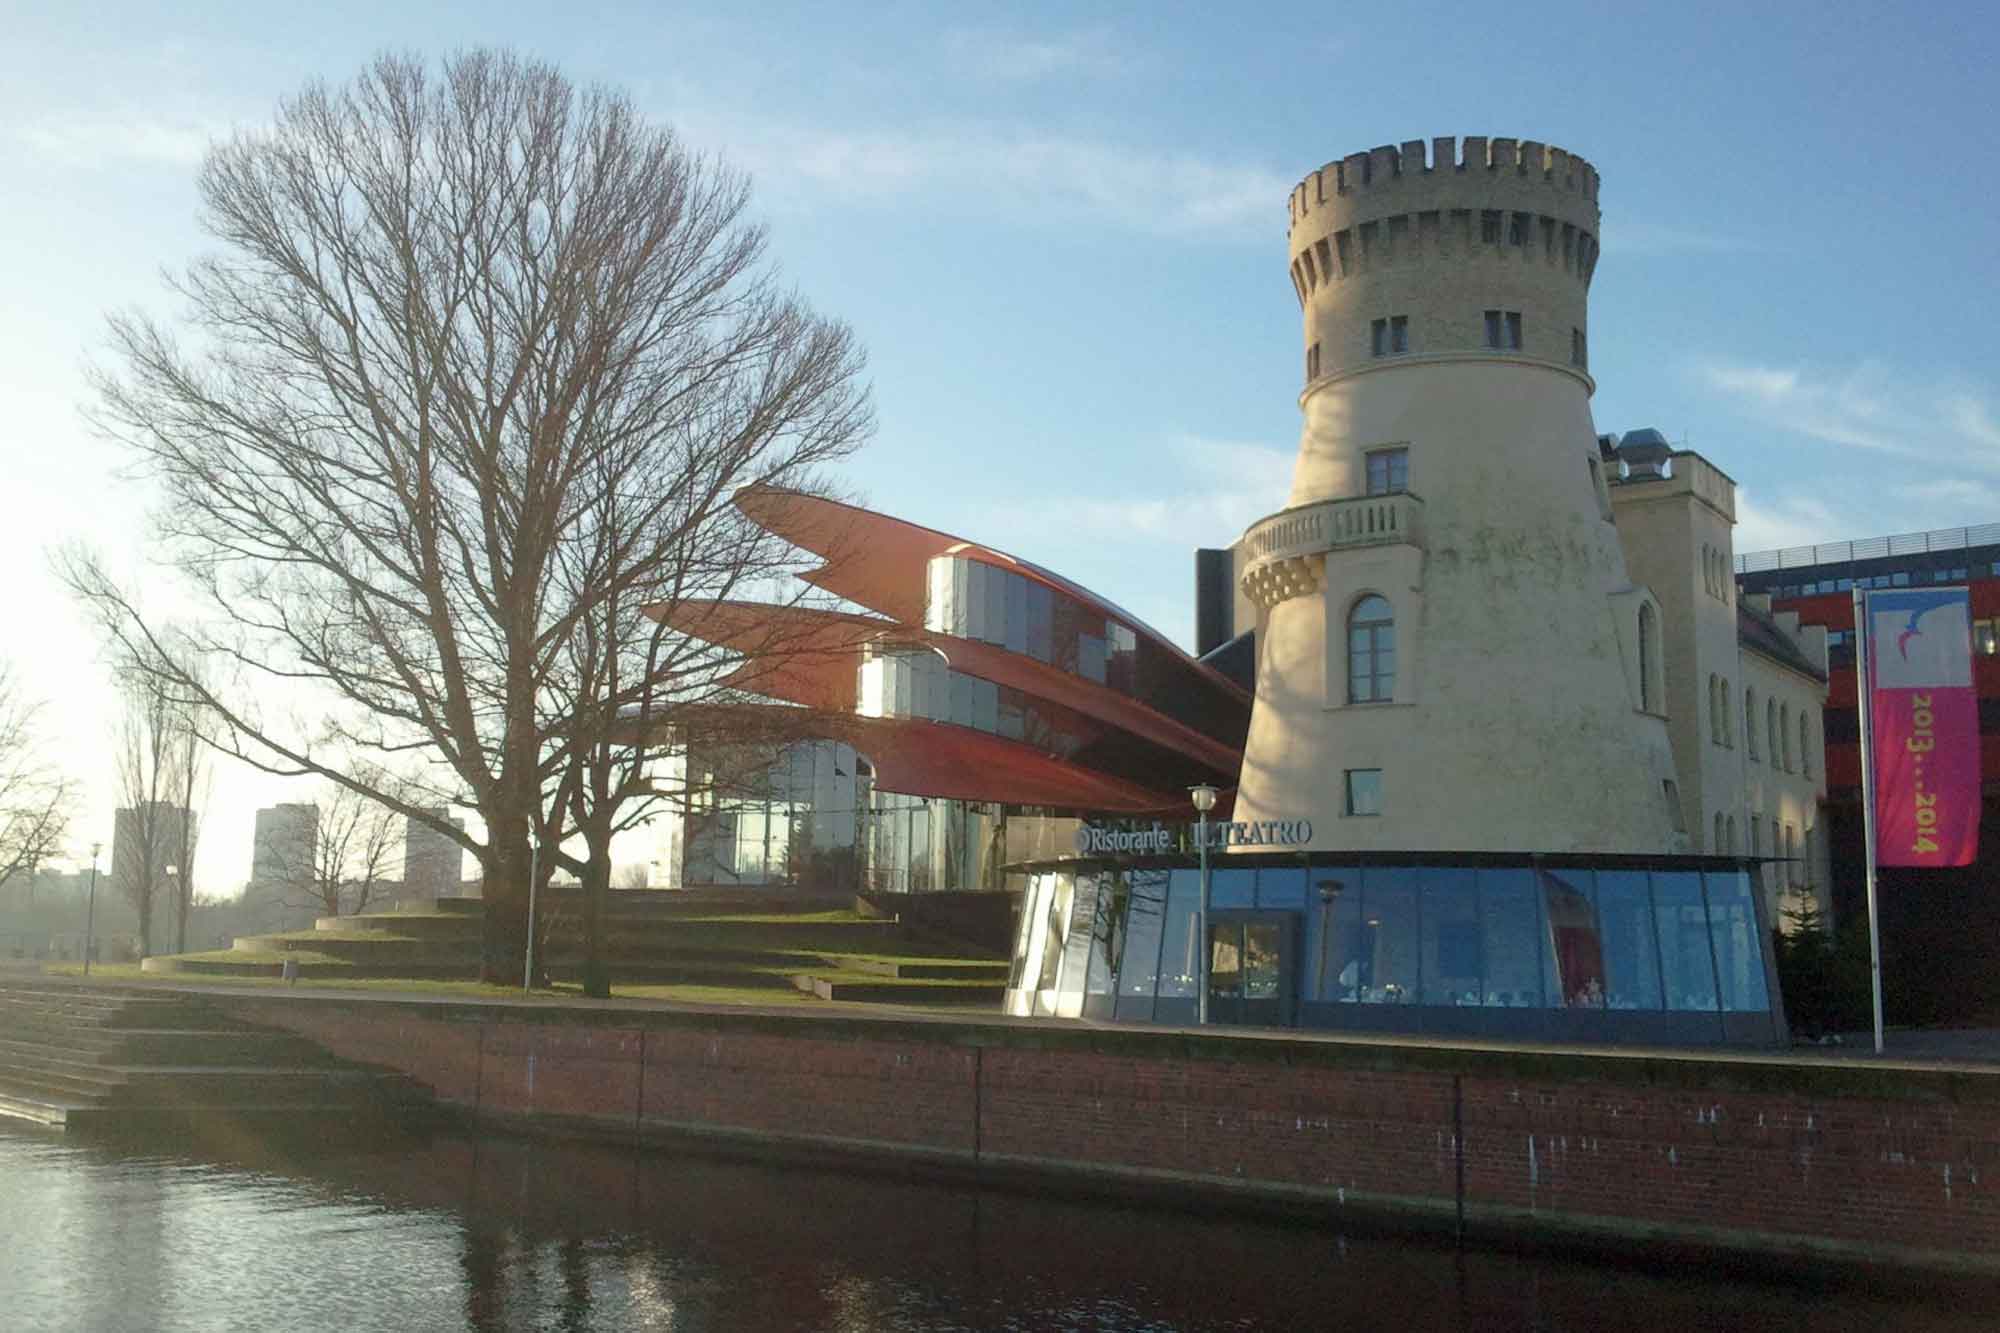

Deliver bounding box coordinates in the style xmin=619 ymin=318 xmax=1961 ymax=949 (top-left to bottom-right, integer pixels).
xmin=1222 ymin=135 xmax=1827 ymax=899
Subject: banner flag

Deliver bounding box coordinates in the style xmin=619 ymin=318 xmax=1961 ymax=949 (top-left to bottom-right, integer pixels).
xmin=1865 ymin=587 xmax=1979 ymax=867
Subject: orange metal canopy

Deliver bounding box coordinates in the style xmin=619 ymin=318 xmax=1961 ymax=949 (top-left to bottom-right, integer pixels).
xmin=733 ymin=484 xmax=1250 ymax=704
xmin=646 ymin=599 xmax=1242 ymax=778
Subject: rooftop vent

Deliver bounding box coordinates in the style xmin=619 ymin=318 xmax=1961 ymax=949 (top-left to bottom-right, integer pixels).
xmin=1616 ymin=427 xmax=1673 ymax=480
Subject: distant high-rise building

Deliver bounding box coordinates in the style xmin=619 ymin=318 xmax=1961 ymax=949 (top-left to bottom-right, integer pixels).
xmin=250 ymin=802 xmax=320 ymax=894
xmin=403 ymin=808 xmax=467 ymax=898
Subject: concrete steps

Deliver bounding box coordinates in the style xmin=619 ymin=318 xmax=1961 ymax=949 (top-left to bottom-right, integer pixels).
xmin=0 ymin=980 xmax=440 ymax=1131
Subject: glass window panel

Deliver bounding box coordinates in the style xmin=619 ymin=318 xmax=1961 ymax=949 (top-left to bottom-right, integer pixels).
xmin=949 ymin=558 xmax=969 ymax=638
xmin=1004 ymin=570 xmax=1027 ymax=654
xmin=1257 ymin=866 xmax=1307 ymax=910
xmin=1008 ymin=873 xmax=1050 ymax=989
xmin=1086 ymin=872 xmax=1126 ymax=997
xmin=1208 ymin=923 xmax=1243 ymax=999
xmin=1243 ymin=923 xmax=1283 ymax=999
xmin=1541 ymin=868 xmax=1606 ymax=1008
xmin=1056 ymin=874 xmax=1100 ymax=1012
xmin=1078 ymin=633 xmax=1106 ymax=684
xmin=1359 ymin=867 xmax=1419 ymax=1003
xmin=974 ymin=678 xmax=999 ymax=734
xmin=1705 ymin=871 xmax=1771 ymax=1012
xmin=1156 ymin=870 xmax=1202 ymax=998
xmin=1345 ymin=769 xmax=1383 ymax=816
xmin=1026 ymin=581 xmax=1054 ymax=664
xmin=1118 ymin=869 xmax=1169 ymax=998
xmin=1477 ymin=868 xmax=1544 ymax=1007
xmin=1653 ymin=871 xmax=1719 ymax=1012
xmin=1593 ymin=871 xmax=1662 ymax=1010
xmin=1303 ymin=870 xmax=1361 ymax=1002
xmin=1210 ymin=867 xmax=1255 ymax=909
xmin=925 ymin=558 xmax=952 ymax=634
xmin=965 ymin=560 xmax=989 ymax=642
xmin=1420 ymin=867 xmax=1481 ymax=1005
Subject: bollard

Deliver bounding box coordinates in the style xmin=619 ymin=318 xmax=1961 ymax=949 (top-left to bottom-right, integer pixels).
xmin=281 ymin=956 xmax=300 ymax=986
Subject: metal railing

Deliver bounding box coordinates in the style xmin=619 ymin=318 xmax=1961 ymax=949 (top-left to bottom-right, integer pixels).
xmin=1736 ymin=522 xmax=2000 ymax=575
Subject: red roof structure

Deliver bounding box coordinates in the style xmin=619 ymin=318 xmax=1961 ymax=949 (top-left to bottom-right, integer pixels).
xmin=642 ymin=487 xmax=1250 ymax=816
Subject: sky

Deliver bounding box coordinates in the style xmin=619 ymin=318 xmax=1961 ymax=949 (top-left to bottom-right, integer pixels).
xmin=1 ymin=0 xmax=1996 ymax=893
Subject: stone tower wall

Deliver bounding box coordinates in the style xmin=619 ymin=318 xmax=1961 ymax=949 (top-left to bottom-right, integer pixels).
xmin=1286 ymin=137 xmax=1599 ymax=389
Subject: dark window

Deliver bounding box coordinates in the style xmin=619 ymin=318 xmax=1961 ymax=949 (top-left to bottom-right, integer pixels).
xmin=1484 ymin=309 xmax=1523 ymax=350
xmin=1571 ymin=327 xmax=1587 ymax=368
xmin=1365 ymin=446 xmax=1408 ymax=495
xmin=1307 ymin=341 xmax=1321 ymax=379
xmin=1347 ymin=596 xmax=1396 ymax=704
xmin=1509 ymin=212 xmax=1529 ymax=245
xmin=1344 ymin=768 xmax=1383 ymax=815
xmin=1505 ymin=311 xmax=1522 ymax=349
xmin=1484 ymin=309 xmax=1500 ymax=347
xmin=1480 ymin=210 xmax=1501 ymax=243
xmin=1390 ymin=315 xmax=1408 ymax=354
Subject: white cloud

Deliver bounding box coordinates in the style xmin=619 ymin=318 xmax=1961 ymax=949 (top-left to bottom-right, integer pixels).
xmin=670 ymin=104 xmax=1290 ymax=238
xmin=1732 ymin=490 xmax=1848 ymax=555
xmin=7 ymin=116 xmax=220 ymax=169
xmin=941 ymin=26 xmax=1142 ymax=82
xmin=1699 ymin=359 xmax=2000 ymax=468
xmin=984 ymin=432 xmax=1293 ymax=546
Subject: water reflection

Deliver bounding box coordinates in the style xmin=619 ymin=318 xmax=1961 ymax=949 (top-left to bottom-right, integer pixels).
xmin=0 ymin=1120 xmax=1989 ymax=1332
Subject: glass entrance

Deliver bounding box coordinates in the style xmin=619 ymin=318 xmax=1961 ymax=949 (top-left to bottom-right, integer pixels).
xmin=1206 ymin=912 xmax=1296 ymax=1026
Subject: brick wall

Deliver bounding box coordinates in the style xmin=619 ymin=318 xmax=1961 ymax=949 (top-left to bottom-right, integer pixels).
xmin=220 ymin=996 xmax=2000 ymax=1271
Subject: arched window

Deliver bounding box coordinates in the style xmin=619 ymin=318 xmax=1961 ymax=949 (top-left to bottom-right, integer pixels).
xmin=1639 ymin=604 xmax=1658 ymax=712
xmin=1706 ymin=673 xmax=1720 ymax=741
xmin=1744 ymin=688 xmax=1759 ymax=760
xmin=1780 ymin=703 xmax=1793 ymax=772
xmin=1347 ymin=595 xmax=1396 ymax=703
xmin=1713 ymin=811 xmax=1725 ymax=852
xmin=1800 ymin=712 xmax=1813 ymax=778
xmin=1721 ymin=677 xmax=1732 ymax=747
xmin=1701 ymin=544 xmax=1712 ymax=596
xmin=1767 ymin=698 xmax=1781 ymax=768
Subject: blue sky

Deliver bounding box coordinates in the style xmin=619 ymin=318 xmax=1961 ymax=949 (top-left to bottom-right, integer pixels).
xmin=2 ymin=1 xmax=1995 ymax=888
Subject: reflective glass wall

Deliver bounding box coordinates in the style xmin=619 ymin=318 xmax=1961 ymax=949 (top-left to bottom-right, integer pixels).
xmin=1005 ymin=858 xmax=1784 ymax=1046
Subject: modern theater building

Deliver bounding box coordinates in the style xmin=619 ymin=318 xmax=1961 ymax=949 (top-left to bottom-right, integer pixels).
xmin=654 ymin=134 xmax=1834 ymax=1047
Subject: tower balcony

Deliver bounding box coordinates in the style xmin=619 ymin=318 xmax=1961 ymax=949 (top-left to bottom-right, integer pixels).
xmin=1239 ymin=492 xmax=1424 ymax=608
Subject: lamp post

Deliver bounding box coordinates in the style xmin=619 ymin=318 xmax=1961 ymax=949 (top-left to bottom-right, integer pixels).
xmin=82 ymin=843 xmax=101 ymax=977
xmin=523 ymin=819 xmax=540 ymax=994
xmin=163 ymin=865 xmax=177 ymax=960
xmin=1189 ymin=784 xmax=1219 ymax=1025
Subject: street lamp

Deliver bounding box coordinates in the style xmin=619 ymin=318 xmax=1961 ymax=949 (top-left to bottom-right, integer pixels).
xmin=1189 ymin=784 xmax=1219 ymax=1025
xmin=523 ymin=818 xmax=540 ymax=994
xmin=82 ymin=843 xmax=102 ymax=977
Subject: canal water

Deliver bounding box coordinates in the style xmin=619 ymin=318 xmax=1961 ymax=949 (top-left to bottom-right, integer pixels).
xmin=0 ymin=1120 xmax=1988 ymax=1332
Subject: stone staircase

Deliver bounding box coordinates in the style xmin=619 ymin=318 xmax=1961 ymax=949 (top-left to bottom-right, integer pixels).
xmin=0 ymin=980 xmax=439 ymax=1132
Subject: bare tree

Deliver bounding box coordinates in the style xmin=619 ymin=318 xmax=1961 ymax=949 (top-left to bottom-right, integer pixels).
xmin=0 ymin=663 xmax=73 ymax=892
xmin=111 ymin=670 xmax=203 ymax=958
xmin=61 ymin=51 xmax=870 ymax=983
xmin=256 ymin=780 xmax=404 ymax=919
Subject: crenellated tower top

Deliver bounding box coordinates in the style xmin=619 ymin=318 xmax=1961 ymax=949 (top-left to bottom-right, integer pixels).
xmin=1286 ymin=136 xmax=1602 ymax=389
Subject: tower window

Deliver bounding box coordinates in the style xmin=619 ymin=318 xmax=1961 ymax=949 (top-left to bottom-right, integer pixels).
xmin=1346 ymin=595 xmax=1396 ymax=703
xmin=1307 ymin=341 xmax=1321 ymax=380
xmin=1480 ymin=210 xmax=1501 ymax=244
xmin=1365 ymin=447 xmax=1408 ymax=496
xmin=1344 ymin=768 xmax=1384 ymax=816
xmin=1484 ymin=310 xmax=1523 ymax=350
xmin=1370 ymin=316 xmax=1410 ymax=358
xmin=1509 ymin=212 xmax=1529 ymax=246
xmin=1572 ymin=327 xmax=1587 ymax=368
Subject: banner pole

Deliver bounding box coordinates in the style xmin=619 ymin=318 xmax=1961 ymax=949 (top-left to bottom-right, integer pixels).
xmin=1853 ymin=589 xmax=1885 ymax=1055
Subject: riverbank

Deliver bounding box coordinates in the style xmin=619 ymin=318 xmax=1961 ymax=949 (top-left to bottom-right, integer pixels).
xmin=127 ymin=978 xmax=1997 ymax=1277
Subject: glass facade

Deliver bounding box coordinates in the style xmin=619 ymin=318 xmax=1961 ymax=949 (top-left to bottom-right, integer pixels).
xmin=1005 ymin=857 xmax=1784 ymax=1046
xmin=923 ymin=555 xmax=1248 ymax=750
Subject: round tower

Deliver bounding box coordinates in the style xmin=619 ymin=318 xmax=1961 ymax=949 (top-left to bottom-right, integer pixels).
xmin=1231 ymin=135 xmax=1687 ymax=854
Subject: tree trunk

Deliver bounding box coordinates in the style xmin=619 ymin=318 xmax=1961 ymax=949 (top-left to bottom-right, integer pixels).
xmin=581 ymin=840 xmax=612 ymax=999
xmin=480 ymin=841 xmax=530 ymax=986
xmin=174 ymin=885 xmax=190 ymax=954
xmin=135 ymin=893 xmax=152 ymax=960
